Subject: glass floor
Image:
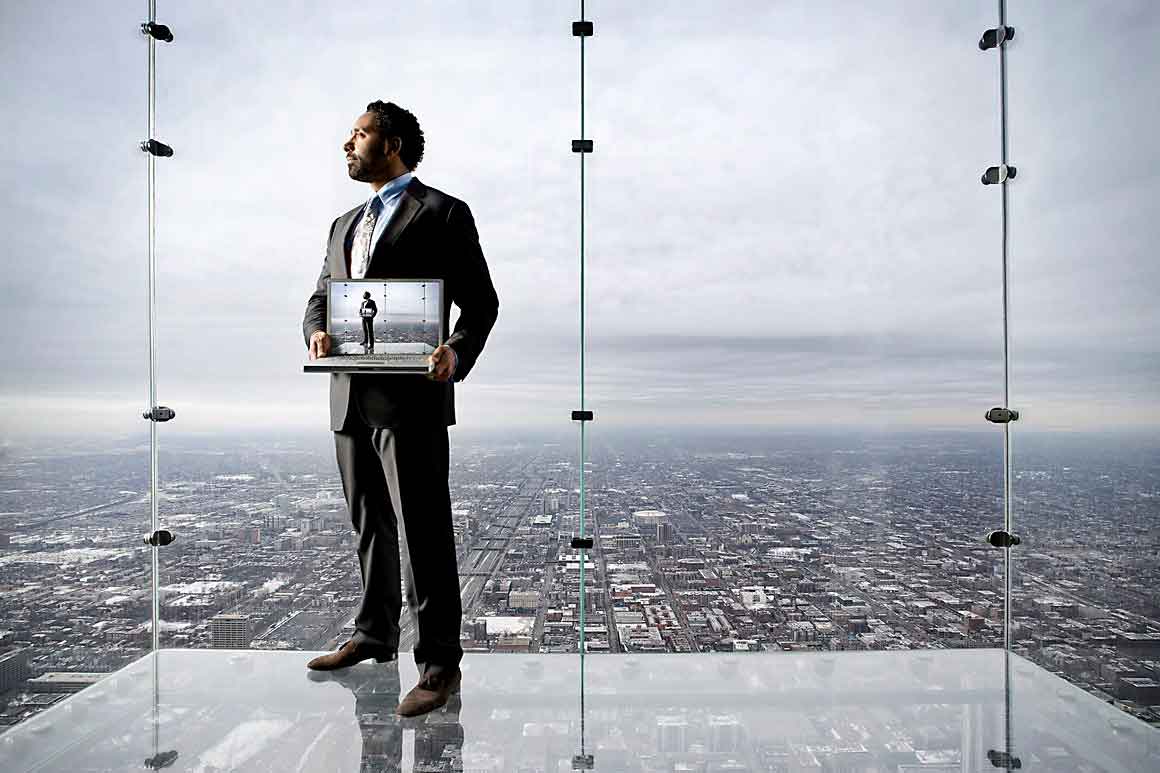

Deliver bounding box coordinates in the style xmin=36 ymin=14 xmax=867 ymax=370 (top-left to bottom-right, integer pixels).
xmin=1 ymin=649 xmax=1157 ymax=772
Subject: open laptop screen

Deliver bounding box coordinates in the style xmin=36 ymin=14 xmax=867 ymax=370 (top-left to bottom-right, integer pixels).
xmin=326 ymin=278 xmax=443 ymax=360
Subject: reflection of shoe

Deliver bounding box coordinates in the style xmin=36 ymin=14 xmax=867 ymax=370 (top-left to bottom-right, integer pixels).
xmin=307 ymin=660 xmax=401 ymax=692
xmin=396 ymin=666 xmax=462 ymax=717
xmin=306 ymin=639 xmax=397 ymax=670
xmin=400 ymin=693 xmax=465 ymax=736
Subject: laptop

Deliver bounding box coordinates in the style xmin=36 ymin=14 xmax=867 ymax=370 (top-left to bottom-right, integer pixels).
xmin=303 ymin=278 xmax=444 ymax=374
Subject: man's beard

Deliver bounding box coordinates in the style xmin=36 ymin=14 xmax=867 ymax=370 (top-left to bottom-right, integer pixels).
xmin=346 ymin=154 xmax=381 ymax=182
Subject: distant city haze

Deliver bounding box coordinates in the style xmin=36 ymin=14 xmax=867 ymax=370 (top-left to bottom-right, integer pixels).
xmin=1 ymin=2 xmax=1158 ymax=437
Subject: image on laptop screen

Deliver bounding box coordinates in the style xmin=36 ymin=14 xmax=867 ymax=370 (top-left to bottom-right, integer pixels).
xmin=327 ymin=279 xmax=442 ymax=361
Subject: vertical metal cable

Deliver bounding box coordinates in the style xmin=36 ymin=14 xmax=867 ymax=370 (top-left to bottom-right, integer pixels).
xmin=997 ymin=0 xmax=1016 ymax=760
xmin=577 ymin=0 xmax=588 ymax=760
xmin=146 ymin=0 xmax=161 ymax=658
xmin=144 ymin=2 xmax=163 ymax=763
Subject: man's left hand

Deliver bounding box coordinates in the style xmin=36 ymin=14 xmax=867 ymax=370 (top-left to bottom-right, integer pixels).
xmin=428 ymin=344 xmax=457 ymax=382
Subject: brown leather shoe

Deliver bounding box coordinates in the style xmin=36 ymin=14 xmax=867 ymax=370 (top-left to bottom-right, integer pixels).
xmin=396 ymin=665 xmax=462 ymax=717
xmin=306 ymin=639 xmax=397 ymax=671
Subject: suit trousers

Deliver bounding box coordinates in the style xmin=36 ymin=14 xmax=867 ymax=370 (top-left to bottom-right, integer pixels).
xmin=334 ymin=419 xmax=463 ymax=671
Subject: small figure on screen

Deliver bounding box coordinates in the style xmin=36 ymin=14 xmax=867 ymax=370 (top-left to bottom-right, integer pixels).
xmin=359 ymin=291 xmax=378 ymax=353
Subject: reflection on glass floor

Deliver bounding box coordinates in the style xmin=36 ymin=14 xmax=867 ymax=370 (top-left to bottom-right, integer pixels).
xmin=1 ymin=649 xmax=1157 ymax=772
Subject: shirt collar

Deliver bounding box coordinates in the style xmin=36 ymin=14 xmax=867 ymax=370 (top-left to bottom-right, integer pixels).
xmin=374 ymin=171 xmax=413 ymax=206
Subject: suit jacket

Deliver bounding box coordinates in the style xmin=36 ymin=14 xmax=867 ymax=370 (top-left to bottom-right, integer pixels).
xmin=303 ymin=176 xmax=499 ymax=431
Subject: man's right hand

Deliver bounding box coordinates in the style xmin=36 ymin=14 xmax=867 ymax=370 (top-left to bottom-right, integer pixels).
xmin=308 ymin=330 xmax=331 ymax=360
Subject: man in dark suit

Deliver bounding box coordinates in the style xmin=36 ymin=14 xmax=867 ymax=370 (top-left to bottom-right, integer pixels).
xmin=302 ymin=100 xmax=499 ymax=718
xmin=359 ymin=291 xmax=378 ymax=353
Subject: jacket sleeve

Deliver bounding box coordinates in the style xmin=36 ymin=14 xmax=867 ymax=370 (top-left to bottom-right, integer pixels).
xmin=303 ymin=217 xmax=339 ymax=347
xmin=443 ymin=200 xmax=499 ymax=382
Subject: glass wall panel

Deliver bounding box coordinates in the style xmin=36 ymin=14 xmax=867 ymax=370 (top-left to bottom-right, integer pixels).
xmin=0 ymin=2 xmax=153 ymax=731
xmin=1008 ymin=0 xmax=1160 ymax=738
xmin=586 ymin=0 xmax=1009 ymax=663
xmin=148 ymin=0 xmax=577 ymax=701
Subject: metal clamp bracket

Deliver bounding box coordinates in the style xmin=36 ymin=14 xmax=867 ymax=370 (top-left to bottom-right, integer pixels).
xmin=140 ymin=22 xmax=175 ymax=43
xmin=981 ymin=164 xmax=1017 ymax=185
xmin=144 ymin=529 xmax=176 ymax=547
xmin=571 ymin=139 xmax=593 ymax=154
xmin=572 ymin=753 xmax=595 ymax=770
xmin=571 ymin=409 xmax=594 ymax=422
xmin=985 ymin=407 xmax=1019 ymax=423
xmin=986 ymin=530 xmax=1021 ymax=548
xmin=979 ymin=26 xmax=1015 ymax=51
xmin=987 ymin=749 xmax=1022 ymax=769
xmin=140 ymin=139 xmax=174 ymax=157
xmin=571 ymin=536 xmax=594 ymax=550
xmin=145 ymin=751 xmax=179 ymax=769
xmin=143 ymin=406 xmax=176 ymax=422
xmin=572 ymin=21 xmax=593 ymax=37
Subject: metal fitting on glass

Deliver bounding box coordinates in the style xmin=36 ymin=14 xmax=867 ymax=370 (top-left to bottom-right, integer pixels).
xmin=140 ymin=22 xmax=174 ymax=43
xmin=572 ymin=21 xmax=593 ymax=37
xmin=145 ymin=751 xmax=179 ymax=769
xmin=986 ymin=530 xmax=1021 ymax=549
xmin=142 ymin=406 xmax=176 ymax=422
xmin=981 ymin=164 xmax=1017 ymax=185
xmin=572 ymin=753 xmax=595 ymax=770
xmin=571 ymin=536 xmax=594 ymax=550
xmin=987 ymin=749 xmax=1022 ymax=769
xmin=985 ymin=407 xmax=1019 ymax=423
xmin=978 ymin=26 xmax=1015 ymax=51
xmin=144 ymin=529 xmax=176 ymax=547
xmin=571 ymin=139 xmax=594 ymax=153
xmin=571 ymin=409 xmax=593 ymax=421
xmin=140 ymin=139 xmax=174 ymax=157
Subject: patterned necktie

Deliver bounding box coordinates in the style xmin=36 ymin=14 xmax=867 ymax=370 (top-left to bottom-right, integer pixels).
xmin=351 ymin=195 xmax=383 ymax=279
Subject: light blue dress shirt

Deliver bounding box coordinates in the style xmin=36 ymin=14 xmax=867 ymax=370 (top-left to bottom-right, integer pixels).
xmin=367 ymin=170 xmax=413 ymax=255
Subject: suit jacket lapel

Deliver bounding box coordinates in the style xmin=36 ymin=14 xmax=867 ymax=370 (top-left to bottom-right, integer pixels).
xmin=328 ymin=206 xmax=362 ymax=279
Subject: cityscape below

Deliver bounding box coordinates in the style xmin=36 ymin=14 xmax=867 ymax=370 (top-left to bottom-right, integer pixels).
xmin=1 ymin=427 xmax=1157 ymax=751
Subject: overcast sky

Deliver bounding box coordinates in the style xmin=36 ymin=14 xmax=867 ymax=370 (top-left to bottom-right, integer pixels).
xmin=1 ymin=1 xmax=1157 ymax=438
xmin=330 ymin=281 xmax=438 ymax=321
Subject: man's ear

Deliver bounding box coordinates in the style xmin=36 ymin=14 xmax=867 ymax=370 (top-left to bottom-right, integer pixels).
xmin=386 ymin=136 xmax=403 ymax=158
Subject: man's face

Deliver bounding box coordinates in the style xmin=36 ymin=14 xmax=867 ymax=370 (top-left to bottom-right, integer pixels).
xmin=343 ymin=112 xmax=396 ymax=182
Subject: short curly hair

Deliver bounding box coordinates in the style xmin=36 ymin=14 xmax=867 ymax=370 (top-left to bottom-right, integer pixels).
xmin=365 ymin=100 xmax=425 ymax=170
